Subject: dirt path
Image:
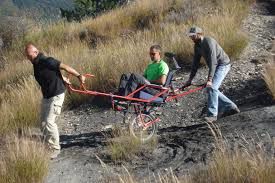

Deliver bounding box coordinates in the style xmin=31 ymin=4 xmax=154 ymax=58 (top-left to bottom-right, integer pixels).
xmin=46 ymin=1 xmax=275 ymax=182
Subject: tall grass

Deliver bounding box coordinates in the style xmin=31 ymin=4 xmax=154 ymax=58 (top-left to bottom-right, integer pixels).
xmin=263 ymin=63 xmax=275 ymax=99
xmin=190 ymin=144 xmax=275 ymax=183
xmin=0 ymin=76 xmax=41 ymax=134
xmin=189 ymin=123 xmax=275 ymax=183
xmin=0 ymin=134 xmax=49 ymax=183
xmin=0 ymin=61 xmax=31 ymax=89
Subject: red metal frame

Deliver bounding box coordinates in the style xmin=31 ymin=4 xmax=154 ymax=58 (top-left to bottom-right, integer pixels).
xmin=67 ymin=73 xmax=205 ymax=104
xmin=67 ymin=73 xmax=206 ymax=134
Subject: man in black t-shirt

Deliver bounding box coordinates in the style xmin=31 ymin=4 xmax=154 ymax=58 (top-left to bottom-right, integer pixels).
xmin=25 ymin=43 xmax=85 ymax=159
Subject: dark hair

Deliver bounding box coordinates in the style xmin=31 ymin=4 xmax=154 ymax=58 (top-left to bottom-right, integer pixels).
xmin=150 ymin=45 xmax=162 ymax=52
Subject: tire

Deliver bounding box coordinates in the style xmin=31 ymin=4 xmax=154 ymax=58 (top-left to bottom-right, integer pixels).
xmin=129 ymin=113 xmax=157 ymax=142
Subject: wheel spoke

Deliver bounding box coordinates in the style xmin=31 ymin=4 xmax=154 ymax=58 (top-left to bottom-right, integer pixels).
xmin=129 ymin=113 xmax=157 ymax=142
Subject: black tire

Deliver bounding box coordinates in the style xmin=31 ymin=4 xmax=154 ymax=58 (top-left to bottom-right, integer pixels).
xmin=129 ymin=113 xmax=157 ymax=142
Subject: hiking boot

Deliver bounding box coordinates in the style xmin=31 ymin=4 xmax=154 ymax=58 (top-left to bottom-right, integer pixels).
xmin=49 ymin=149 xmax=61 ymax=160
xmin=222 ymin=107 xmax=240 ymax=117
xmin=204 ymin=116 xmax=217 ymax=123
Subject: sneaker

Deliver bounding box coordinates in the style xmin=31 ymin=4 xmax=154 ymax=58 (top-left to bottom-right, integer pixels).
xmin=113 ymin=101 xmax=127 ymax=111
xmin=114 ymin=105 xmax=124 ymax=111
xmin=222 ymin=107 xmax=240 ymax=117
xmin=204 ymin=116 xmax=217 ymax=123
xmin=49 ymin=149 xmax=61 ymax=159
xmin=102 ymin=124 xmax=113 ymax=131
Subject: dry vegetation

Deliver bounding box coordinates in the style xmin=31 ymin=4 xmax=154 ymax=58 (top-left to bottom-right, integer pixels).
xmin=0 ymin=77 xmax=41 ymax=134
xmin=106 ymin=125 xmax=157 ymax=162
xmin=188 ymin=124 xmax=275 ymax=183
xmin=0 ymin=134 xmax=49 ymax=183
xmin=109 ymin=125 xmax=275 ymax=183
xmin=263 ymin=41 xmax=275 ymax=99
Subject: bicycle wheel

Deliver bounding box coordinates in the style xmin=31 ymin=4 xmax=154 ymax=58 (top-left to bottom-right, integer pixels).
xmin=129 ymin=113 xmax=157 ymax=142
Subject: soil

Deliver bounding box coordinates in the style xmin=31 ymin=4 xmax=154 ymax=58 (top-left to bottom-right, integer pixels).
xmin=46 ymin=1 xmax=275 ymax=182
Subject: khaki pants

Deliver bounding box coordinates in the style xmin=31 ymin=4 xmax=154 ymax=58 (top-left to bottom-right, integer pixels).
xmin=41 ymin=93 xmax=65 ymax=150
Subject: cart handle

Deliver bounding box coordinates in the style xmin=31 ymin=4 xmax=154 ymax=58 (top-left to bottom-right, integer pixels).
xmin=67 ymin=73 xmax=95 ymax=91
xmin=181 ymin=83 xmax=206 ymax=90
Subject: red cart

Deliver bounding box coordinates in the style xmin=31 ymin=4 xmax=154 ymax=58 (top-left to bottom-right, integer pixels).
xmin=68 ymin=53 xmax=205 ymax=142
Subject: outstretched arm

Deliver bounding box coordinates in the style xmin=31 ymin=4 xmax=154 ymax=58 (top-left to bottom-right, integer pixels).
xmin=183 ymin=46 xmax=201 ymax=88
xmin=59 ymin=63 xmax=85 ymax=84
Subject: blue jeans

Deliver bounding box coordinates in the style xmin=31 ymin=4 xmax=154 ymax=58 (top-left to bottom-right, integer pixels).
xmin=207 ymin=64 xmax=237 ymax=117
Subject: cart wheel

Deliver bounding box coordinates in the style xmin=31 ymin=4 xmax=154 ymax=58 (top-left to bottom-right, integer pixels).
xmin=129 ymin=114 xmax=157 ymax=142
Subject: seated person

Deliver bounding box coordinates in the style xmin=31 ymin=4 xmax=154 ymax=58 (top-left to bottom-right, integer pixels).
xmin=118 ymin=45 xmax=169 ymax=96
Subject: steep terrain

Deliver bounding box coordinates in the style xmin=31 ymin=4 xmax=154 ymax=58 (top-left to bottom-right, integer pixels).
xmin=46 ymin=1 xmax=275 ymax=182
xmin=0 ymin=0 xmax=73 ymax=18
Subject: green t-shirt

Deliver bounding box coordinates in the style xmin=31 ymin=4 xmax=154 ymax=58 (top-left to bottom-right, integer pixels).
xmin=144 ymin=60 xmax=169 ymax=81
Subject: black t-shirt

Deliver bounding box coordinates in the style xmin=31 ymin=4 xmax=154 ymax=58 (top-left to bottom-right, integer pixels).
xmin=33 ymin=53 xmax=65 ymax=99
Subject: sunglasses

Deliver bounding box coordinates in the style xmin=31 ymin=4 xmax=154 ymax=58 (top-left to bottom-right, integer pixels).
xmin=149 ymin=52 xmax=158 ymax=56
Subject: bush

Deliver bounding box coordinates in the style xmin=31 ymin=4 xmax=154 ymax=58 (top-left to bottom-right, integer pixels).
xmin=61 ymin=0 xmax=129 ymax=22
xmin=0 ymin=16 xmax=34 ymax=49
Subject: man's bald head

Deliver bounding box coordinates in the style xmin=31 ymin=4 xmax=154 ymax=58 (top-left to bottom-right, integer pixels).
xmin=25 ymin=43 xmax=39 ymax=62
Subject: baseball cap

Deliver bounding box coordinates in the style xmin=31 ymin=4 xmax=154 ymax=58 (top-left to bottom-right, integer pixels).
xmin=188 ymin=26 xmax=203 ymax=36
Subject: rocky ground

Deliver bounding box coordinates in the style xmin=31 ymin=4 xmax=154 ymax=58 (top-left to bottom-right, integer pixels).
xmin=46 ymin=1 xmax=275 ymax=182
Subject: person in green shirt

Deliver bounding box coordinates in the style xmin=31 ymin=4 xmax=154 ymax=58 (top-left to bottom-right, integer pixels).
xmin=118 ymin=45 xmax=169 ymax=96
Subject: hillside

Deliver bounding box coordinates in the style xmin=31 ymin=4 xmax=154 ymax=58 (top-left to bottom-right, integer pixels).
xmin=45 ymin=0 xmax=275 ymax=182
xmin=0 ymin=0 xmax=73 ymax=18
xmin=0 ymin=0 xmax=274 ymax=182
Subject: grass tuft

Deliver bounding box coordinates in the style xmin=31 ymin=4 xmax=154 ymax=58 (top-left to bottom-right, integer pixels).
xmin=190 ymin=124 xmax=275 ymax=183
xmin=107 ymin=125 xmax=157 ymax=162
xmin=0 ymin=134 xmax=49 ymax=183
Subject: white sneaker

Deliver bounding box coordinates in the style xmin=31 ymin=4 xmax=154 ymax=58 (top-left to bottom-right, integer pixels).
xmin=102 ymin=124 xmax=113 ymax=131
xmin=50 ymin=149 xmax=61 ymax=159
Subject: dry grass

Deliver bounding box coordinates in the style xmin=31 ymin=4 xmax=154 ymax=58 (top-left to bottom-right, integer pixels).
xmin=263 ymin=41 xmax=275 ymax=99
xmin=106 ymin=125 xmax=157 ymax=162
xmin=0 ymin=76 xmax=41 ymax=134
xmin=263 ymin=63 xmax=275 ymax=99
xmin=82 ymin=0 xmax=186 ymax=38
xmin=0 ymin=134 xmax=49 ymax=183
xmin=190 ymin=144 xmax=275 ymax=183
xmin=0 ymin=61 xmax=31 ymax=89
xmin=113 ymin=167 xmax=183 ymax=183
xmin=187 ymin=123 xmax=275 ymax=183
